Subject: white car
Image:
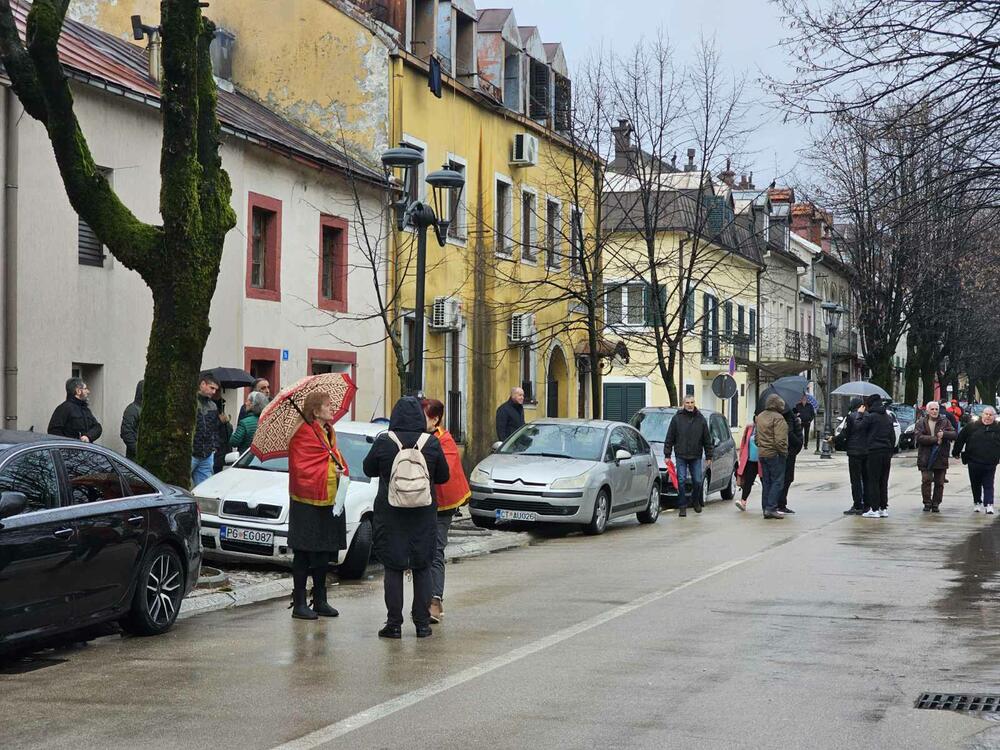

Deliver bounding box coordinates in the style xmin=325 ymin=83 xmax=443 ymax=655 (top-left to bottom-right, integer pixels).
xmin=192 ymin=420 xmax=382 ymax=579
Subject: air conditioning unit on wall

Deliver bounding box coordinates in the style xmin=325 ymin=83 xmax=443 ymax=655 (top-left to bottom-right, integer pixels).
xmin=511 ymin=133 xmax=539 ymax=166
xmin=509 ymin=312 xmax=536 ymax=344
xmin=430 ymin=296 xmax=462 ymax=331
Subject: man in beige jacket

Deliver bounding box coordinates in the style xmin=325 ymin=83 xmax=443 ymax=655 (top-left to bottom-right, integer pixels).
xmin=754 ymin=394 xmax=789 ymax=519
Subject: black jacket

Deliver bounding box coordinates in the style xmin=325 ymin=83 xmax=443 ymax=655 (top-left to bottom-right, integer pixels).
xmin=193 ymin=395 xmax=218 ymax=458
xmin=786 ymin=411 xmax=804 ymax=457
xmin=953 ymin=419 xmax=1000 ymax=466
xmin=120 ymin=381 xmax=143 ymax=459
xmin=841 ymin=409 xmax=868 ymax=457
xmin=794 ymin=401 xmax=816 ymax=427
xmin=212 ymin=398 xmax=234 ymax=472
xmin=859 ymin=403 xmax=896 ymax=453
xmin=496 ymin=399 xmax=525 ymax=442
xmin=48 ymin=396 xmax=102 ymax=442
xmin=363 ymin=397 xmax=449 ymax=571
xmin=664 ymin=408 xmax=712 ymax=461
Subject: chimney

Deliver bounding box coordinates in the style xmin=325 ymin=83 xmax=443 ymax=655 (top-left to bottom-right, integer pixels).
xmin=737 ymin=174 xmax=749 ymax=190
xmin=671 ymin=152 xmax=678 ymax=169
xmin=685 ymin=148 xmax=696 ymax=171
xmin=748 ymin=171 xmax=755 ymax=190
xmin=131 ymin=15 xmax=162 ymax=83
xmin=611 ymin=118 xmax=632 ymax=159
xmin=718 ymin=158 xmax=735 ymax=187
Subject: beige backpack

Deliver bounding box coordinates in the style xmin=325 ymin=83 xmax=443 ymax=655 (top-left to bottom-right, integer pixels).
xmin=386 ymin=432 xmax=432 ymax=508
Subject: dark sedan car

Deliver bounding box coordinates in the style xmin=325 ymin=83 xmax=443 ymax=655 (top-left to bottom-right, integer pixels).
xmin=629 ymin=407 xmax=737 ymax=505
xmin=0 ymin=431 xmax=201 ymax=648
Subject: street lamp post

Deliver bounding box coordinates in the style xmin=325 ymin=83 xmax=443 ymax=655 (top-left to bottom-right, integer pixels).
xmin=381 ymin=145 xmax=465 ymax=395
xmin=820 ymin=301 xmax=845 ymax=459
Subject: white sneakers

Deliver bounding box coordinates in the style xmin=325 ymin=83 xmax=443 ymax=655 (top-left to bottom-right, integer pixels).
xmin=862 ymin=509 xmax=880 ymax=518
xmin=880 ymin=509 xmax=889 ymax=518
xmin=988 ymin=506 xmax=995 ymax=515
xmin=974 ymin=503 xmax=983 ymax=512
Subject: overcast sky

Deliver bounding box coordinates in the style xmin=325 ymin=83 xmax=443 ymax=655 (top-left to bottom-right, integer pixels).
xmin=509 ymin=0 xmax=810 ymax=187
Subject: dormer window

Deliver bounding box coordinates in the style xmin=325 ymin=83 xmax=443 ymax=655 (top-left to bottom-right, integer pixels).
xmin=409 ymin=0 xmax=434 ymax=62
xmin=503 ymin=44 xmax=521 ymax=110
xmin=528 ymin=58 xmax=551 ymax=123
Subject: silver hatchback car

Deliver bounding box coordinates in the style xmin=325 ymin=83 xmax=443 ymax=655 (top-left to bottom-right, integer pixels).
xmin=468 ymin=419 xmax=661 ymax=535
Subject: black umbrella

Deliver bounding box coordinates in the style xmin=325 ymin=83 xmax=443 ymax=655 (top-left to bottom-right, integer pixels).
xmin=757 ymin=376 xmax=809 ymax=414
xmin=206 ymin=367 xmax=256 ymax=389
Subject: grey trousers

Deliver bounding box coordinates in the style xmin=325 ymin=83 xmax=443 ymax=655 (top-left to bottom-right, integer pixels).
xmin=431 ymin=510 xmax=455 ymax=600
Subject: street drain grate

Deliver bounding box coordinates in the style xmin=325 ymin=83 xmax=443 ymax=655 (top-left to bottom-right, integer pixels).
xmin=915 ymin=693 xmax=1000 ymax=713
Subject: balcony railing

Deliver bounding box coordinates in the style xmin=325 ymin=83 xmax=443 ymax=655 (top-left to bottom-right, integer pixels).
xmin=701 ymin=333 xmax=751 ymax=365
xmin=784 ymin=329 xmax=801 ymax=361
xmin=760 ymin=327 xmax=821 ymax=364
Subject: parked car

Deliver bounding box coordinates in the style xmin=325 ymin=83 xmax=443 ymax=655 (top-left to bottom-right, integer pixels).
xmin=468 ymin=419 xmax=660 ymax=535
xmin=629 ymin=407 xmax=737 ymax=504
xmin=834 ymin=409 xmax=902 ymax=451
xmin=0 ymin=432 xmax=201 ymax=648
xmin=193 ymin=420 xmax=378 ymax=579
xmin=893 ymin=404 xmax=917 ymax=449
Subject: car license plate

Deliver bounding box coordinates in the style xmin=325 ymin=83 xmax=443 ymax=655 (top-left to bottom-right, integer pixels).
xmin=219 ymin=525 xmax=273 ymax=546
xmin=496 ymin=509 xmax=537 ymax=522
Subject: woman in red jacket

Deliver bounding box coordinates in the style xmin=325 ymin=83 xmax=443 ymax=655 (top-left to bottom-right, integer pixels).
xmin=287 ymin=391 xmax=347 ymax=620
xmin=422 ymin=398 xmax=471 ymax=624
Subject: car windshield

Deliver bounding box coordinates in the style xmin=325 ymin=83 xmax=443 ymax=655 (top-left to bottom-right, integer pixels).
xmin=232 ymin=430 xmax=376 ymax=483
xmin=892 ymin=405 xmax=916 ymax=421
xmin=630 ymin=411 xmax=675 ymax=442
xmin=500 ymin=424 xmax=606 ymax=461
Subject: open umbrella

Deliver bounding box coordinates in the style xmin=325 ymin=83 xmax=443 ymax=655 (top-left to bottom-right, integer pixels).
xmin=250 ymin=373 xmax=357 ymax=461
xmin=758 ymin=375 xmax=809 ymax=413
xmin=205 ymin=366 xmax=255 ymax=390
xmin=831 ymin=381 xmax=891 ymax=400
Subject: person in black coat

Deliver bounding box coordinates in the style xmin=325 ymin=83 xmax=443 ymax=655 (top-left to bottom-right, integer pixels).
xmin=840 ymin=398 xmax=867 ymax=514
xmin=364 ymin=396 xmax=449 ymax=639
xmin=953 ymin=406 xmax=1000 ymax=513
xmin=120 ymin=380 xmax=143 ymax=460
xmin=858 ymin=394 xmax=896 ymax=516
xmin=495 ymin=387 xmax=526 ymax=442
xmin=794 ymin=396 xmax=816 ymax=451
xmin=777 ymin=406 xmax=804 ymax=514
xmin=48 ymin=378 xmax=102 ymax=443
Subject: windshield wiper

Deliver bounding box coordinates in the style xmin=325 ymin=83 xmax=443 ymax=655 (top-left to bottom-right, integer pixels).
xmin=239 ymin=465 xmax=281 ymax=472
xmin=520 ymin=452 xmax=574 ymax=459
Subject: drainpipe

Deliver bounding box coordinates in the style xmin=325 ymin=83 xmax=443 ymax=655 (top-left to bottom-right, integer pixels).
xmin=3 ymin=89 xmax=19 ymax=431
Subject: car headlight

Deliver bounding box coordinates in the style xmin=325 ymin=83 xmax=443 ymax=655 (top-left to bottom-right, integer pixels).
xmin=550 ymin=471 xmax=590 ymax=490
xmin=470 ymin=466 xmax=491 ymax=484
xmin=194 ymin=496 xmax=220 ymax=515
xmin=904 ymin=423 xmax=915 ymax=433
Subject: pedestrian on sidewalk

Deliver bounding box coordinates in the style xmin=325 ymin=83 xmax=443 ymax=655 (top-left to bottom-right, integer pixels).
xmin=859 ymin=395 xmax=896 ymax=518
xmin=422 ymin=398 xmax=471 ymax=624
xmin=48 ymin=378 xmax=102 ymax=443
xmin=495 ymin=387 xmax=526 ymax=443
xmin=191 ymin=374 xmax=221 ymax=487
xmin=795 ymin=395 xmax=816 ymax=452
xmin=287 ymin=391 xmax=348 ymax=620
xmin=734 ymin=423 xmax=759 ymax=511
xmin=754 ymin=394 xmax=788 ymax=519
xmin=663 ymin=395 xmax=713 ymax=517
xmin=777 ymin=405 xmax=804 ymax=514
xmin=364 ymin=396 xmax=449 ymax=639
xmin=212 ymin=391 xmax=233 ymax=475
xmin=238 ymin=377 xmax=271 ymax=421
xmin=952 ymin=405 xmax=1000 ymax=514
xmin=120 ymin=380 xmax=143 ymax=460
xmin=914 ymin=401 xmax=957 ymax=513
xmin=230 ymin=390 xmax=267 ymax=455
xmin=841 ymin=398 xmax=868 ymax=515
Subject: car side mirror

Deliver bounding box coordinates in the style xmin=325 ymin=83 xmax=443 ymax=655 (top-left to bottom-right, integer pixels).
xmin=492 ymin=441 xmax=503 ymax=453
xmin=0 ymin=491 xmax=28 ymax=520
xmin=615 ymin=449 xmax=632 ymax=463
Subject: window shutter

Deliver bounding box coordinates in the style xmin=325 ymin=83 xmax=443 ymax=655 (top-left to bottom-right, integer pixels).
xmin=624 ymin=385 xmax=646 ymax=422
xmin=643 ymin=283 xmax=653 ymax=326
xmin=78 ymin=219 xmax=105 ymax=267
xmin=749 ymin=309 xmax=757 ymax=344
xmin=724 ymin=301 xmax=733 ymax=335
xmin=603 ymin=384 xmax=624 ymax=422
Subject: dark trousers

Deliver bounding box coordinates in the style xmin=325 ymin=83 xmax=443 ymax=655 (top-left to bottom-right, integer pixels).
xmin=292 ymin=550 xmax=331 ymax=592
xmin=740 ymin=461 xmax=758 ymax=501
xmin=802 ymin=422 xmax=812 ymax=451
xmin=675 ymin=457 xmax=703 ymax=510
xmin=848 ymin=455 xmax=866 ymax=509
xmin=921 ymin=468 xmax=947 ymax=508
xmin=968 ymin=462 xmax=997 ymax=506
xmin=865 ymin=450 xmax=892 ymax=510
xmin=431 ymin=510 xmax=455 ymax=600
xmin=760 ymin=455 xmax=786 ymax=513
xmin=778 ymin=452 xmax=798 ymax=508
xmin=384 ymin=566 xmax=432 ymax=627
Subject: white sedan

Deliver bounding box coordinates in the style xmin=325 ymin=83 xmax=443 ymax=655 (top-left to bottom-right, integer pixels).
xmin=192 ymin=420 xmax=381 ymax=579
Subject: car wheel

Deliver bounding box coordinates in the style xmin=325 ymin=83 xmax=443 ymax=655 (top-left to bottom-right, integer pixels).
xmin=337 ymin=517 xmax=372 ymax=580
xmin=702 ymin=474 xmax=712 ymax=504
xmin=123 ymin=545 xmax=184 ymax=636
xmin=471 ymin=514 xmax=497 ymax=530
xmin=585 ymin=489 xmax=610 ymax=535
xmin=720 ymin=471 xmax=735 ymax=500
xmin=637 ymin=482 xmax=661 ymax=524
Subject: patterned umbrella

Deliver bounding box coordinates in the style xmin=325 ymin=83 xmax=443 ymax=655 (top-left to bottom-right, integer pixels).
xmin=250 ymin=373 xmax=357 ymax=461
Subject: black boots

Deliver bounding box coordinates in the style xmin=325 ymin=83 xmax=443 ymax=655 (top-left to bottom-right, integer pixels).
xmin=311 ymin=569 xmax=339 ymax=617
xmin=379 ymin=623 xmax=402 ymax=639
xmin=291 ymin=587 xmax=318 ymax=620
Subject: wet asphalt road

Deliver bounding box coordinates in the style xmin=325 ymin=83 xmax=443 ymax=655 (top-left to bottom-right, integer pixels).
xmin=3 ymin=453 xmax=1000 ymax=750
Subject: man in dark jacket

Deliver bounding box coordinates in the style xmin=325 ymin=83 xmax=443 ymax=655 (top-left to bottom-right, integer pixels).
xmin=953 ymin=406 xmax=1000 ymax=514
xmin=663 ymin=395 xmax=712 ymax=517
xmin=48 ymin=378 xmax=102 ymax=443
xmin=212 ymin=393 xmax=233 ymax=475
xmin=120 ymin=380 xmax=143 ymax=460
xmin=841 ymin=398 xmax=867 ymax=514
xmin=495 ymin=387 xmax=526 ymax=442
xmin=364 ymin=396 xmax=449 ymax=639
xmin=777 ymin=406 xmax=804 ymax=514
xmin=914 ymin=401 xmax=958 ymax=512
xmin=192 ymin=374 xmax=221 ymax=487
xmin=859 ymin=395 xmax=898 ymax=517
xmin=794 ymin=395 xmax=816 ymax=451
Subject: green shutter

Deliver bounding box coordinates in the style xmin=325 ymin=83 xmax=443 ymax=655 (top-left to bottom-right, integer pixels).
xmin=624 ymin=385 xmax=646 ymax=423
xmin=604 ymin=384 xmax=625 ymax=422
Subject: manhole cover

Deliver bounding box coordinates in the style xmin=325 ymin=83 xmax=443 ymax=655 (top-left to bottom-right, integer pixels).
xmin=915 ymin=693 xmax=1000 ymax=713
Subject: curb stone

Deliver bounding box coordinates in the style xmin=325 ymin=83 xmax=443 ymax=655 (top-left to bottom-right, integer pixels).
xmin=178 ymin=530 xmax=532 ymax=620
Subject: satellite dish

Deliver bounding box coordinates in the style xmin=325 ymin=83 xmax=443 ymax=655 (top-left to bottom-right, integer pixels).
xmin=712 ymin=374 xmax=738 ymax=400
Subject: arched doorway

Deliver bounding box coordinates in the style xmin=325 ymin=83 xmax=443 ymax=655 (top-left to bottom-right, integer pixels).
xmin=546 ymin=346 xmax=569 ymax=417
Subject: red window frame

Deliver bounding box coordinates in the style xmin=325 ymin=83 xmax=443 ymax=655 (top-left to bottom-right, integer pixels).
xmin=308 ymin=348 xmax=357 ymax=419
xmin=317 ymin=215 xmax=349 ymax=313
xmin=245 ymin=192 xmax=282 ymax=302
xmin=244 ymin=347 xmax=281 ymax=397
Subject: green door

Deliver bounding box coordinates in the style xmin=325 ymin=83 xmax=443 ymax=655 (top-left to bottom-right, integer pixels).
xmin=604 ymin=383 xmax=646 ymax=423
